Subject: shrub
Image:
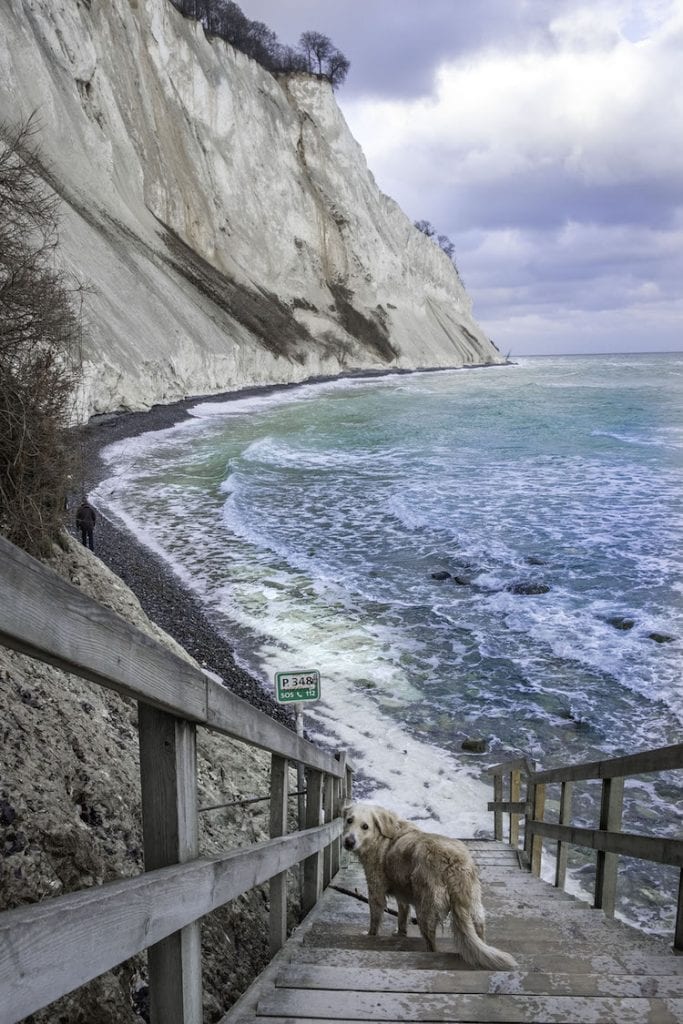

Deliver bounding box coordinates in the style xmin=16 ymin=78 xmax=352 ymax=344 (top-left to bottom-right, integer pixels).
xmin=0 ymin=118 xmax=82 ymax=556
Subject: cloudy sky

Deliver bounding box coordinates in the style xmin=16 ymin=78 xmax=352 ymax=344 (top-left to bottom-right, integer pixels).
xmin=242 ymin=0 xmax=682 ymax=356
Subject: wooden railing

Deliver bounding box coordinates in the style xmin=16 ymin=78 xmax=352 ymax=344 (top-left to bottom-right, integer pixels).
xmin=488 ymin=744 xmax=683 ymax=950
xmin=0 ymin=535 xmax=352 ymax=1024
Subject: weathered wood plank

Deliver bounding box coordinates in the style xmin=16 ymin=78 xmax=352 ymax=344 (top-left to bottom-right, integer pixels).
xmin=594 ymin=776 xmax=624 ymax=916
xmin=294 ymin=945 xmax=683 ymax=975
xmin=493 ymin=775 xmax=503 ymax=841
xmin=274 ymin=965 xmax=683 ymax=997
xmin=0 ymin=536 xmax=345 ymax=777
xmin=487 ymin=801 xmax=528 ymax=814
xmin=269 ymin=755 xmax=289 ymax=956
xmin=488 ymin=757 xmax=534 ymax=776
xmin=0 ymin=533 xmax=207 ymax=719
xmin=207 ymin=679 xmax=343 ymax=776
xmin=527 ymin=820 xmax=683 ymax=868
xmin=323 ymin=774 xmax=334 ymax=888
xmin=530 ymin=783 xmax=545 ymax=877
xmin=256 ymin=989 xmax=683 ymax=1022
xmin=303 ymin=770 xmax=324 ymax=914
xmin=676 ymin=868 xmax=683 ymax=951
xmin=554 ymin=780 xmax=573 ymax=890
xmin=139 ymin=704 xmax=201 ymax=1024
xmin=0 ymin=823 xmax=340 ymax=1024
xmin=509 ymin=770 xmax=521 ymax=848
xmin=531 ymin=743 xmax=683 ymax=784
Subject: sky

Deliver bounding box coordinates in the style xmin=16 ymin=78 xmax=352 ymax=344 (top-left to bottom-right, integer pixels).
xmin=241 ymin=0 xmax=683 ymax=356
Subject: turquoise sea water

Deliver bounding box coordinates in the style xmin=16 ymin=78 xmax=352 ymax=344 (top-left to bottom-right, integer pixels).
xmin=94 ymin=353 xmax=682 ymax=930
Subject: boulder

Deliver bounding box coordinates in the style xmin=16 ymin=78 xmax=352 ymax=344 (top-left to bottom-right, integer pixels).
xmin=461 ymin=738 xmax=487 ymax=753
xmin=506 ymin=581 xmax=551 ymax=596
xmin=606 ymin=616 xmax=636 ymax=631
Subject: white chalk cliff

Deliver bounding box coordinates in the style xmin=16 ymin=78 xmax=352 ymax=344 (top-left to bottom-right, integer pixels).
xmin=1 ymin=0 xmax=505 ymax=418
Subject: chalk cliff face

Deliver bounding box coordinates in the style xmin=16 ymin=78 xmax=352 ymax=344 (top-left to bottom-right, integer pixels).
xmin=1 ymin=0 xmax=504 ymax=418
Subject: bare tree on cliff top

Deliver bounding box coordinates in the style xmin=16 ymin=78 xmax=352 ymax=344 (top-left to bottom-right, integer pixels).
xmin=0 ymin=117 xmax=82 ymax=556
xmin=298 ymin=31 xmax=350 ymax=88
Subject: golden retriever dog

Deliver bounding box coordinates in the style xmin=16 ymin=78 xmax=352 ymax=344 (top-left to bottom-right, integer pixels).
xmin=342 ymin=803 xmax=517 ymax=970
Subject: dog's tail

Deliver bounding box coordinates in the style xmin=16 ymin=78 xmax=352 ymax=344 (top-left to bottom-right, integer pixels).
xmin=447 ymin=885 xmax=517 ymax=971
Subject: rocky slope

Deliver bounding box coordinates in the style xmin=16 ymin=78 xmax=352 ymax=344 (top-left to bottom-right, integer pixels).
xmin=0 ymin=538 xmax=298 ymax=1023
xmin=0 ymin=0 xmax=504 ymax=419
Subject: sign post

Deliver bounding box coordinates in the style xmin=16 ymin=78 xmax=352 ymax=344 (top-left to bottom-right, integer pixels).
xmin=274 ymin=670 xmax=321 ymax=843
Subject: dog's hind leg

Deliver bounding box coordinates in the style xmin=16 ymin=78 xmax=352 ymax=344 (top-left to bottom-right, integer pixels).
xmin=395 ymin=899 xmax=410 ymax=936
xmin=415 ymin=901 xmax=439 ymax=952
xmin=472 ymin=897 xmax=486 ymax=940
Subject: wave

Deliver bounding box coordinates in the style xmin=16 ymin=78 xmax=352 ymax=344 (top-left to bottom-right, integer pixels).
xmin=591 ymin=429 xmax=683 ymax=449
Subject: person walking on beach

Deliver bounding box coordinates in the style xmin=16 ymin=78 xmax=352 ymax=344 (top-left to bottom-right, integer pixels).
xmin=76 ymin=499 xmax=97 ymax=551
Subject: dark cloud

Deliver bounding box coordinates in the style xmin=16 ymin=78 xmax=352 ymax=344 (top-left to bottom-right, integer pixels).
xmin=241 ymin=0 xmax=574 ymax=98
xmin=425 ymin=174 xmax=683 ymax=234
xmin=240 ymin=1 xmax=682 ymax=353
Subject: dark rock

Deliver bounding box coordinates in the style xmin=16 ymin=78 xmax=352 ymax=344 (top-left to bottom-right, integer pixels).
xmin=648 ymin=632 xmax=675 ymax=644
xmin=461 ymin=737 xmax=487 ymax=753
xmin=606 ymin=616 xmax=635 ymax=631
xmin=507 ymin=581 xmax=551 ymax=596
xmin=0 ymin=799 xmax=16 ymax=826
xmin=525 ymin=555 xmax=547 ymax=566
xmin=4 ymin=831 xmax=27 ymax=855
xmin=431 ymin=571 xmax=451 ymax=581
xmin=453 ymin=576 xmax=471 ymax=586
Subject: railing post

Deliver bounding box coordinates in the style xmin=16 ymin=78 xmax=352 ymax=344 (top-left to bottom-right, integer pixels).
xmin=509 ymin=770 xmax=521 ymax=848
xmin=138 ymin=704 xmax=201 ymax=1024
xmin=493 ymin=773 xmax=503 ymax=842
xmin=345 ymin=763 xmax=354 ymax=804
xmin=530 ymin=782 xmax=546 ymax=877
xmin=675 ymin=868 xmax=683 ymax=952
xmin=269 ymin=754 xmax=289 ymax=955
xmin=594 ymin=776 xmax=624 ymax=917
xmin=331 ymin=752 xmax=346 ymax=878
xmin=323 ymin=772 xmax=334 ymax=888
xmin=302 ymin=768 xmax=324 ymax=914
xmin=555 ymin=780 xmax=574 ymax=890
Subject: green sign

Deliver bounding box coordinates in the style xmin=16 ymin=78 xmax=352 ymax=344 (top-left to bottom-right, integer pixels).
xmin=275 ymin=670 xmax=320 ymax=704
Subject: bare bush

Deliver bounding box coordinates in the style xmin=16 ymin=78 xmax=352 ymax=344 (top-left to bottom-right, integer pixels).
xmin=0 ymin=117 xmax=82 ymax=556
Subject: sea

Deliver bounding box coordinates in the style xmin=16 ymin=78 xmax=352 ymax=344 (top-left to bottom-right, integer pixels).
xmin=92 ymin=352 xmax=682 ymax=934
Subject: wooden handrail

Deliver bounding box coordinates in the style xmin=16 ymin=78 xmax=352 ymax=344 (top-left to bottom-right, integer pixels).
xmin=0 ymin=821 xmax=340 ymax=1024
xmin=530 ymin=743 xmax=683 ymax=785
xmin=0 ymin=535 xmax=344 ymax=777
xmin=0 ymin=534 xmax=354 ymax=1023
xmin=487 ymin=742 xmax=683 ymax=950
xmin=527 ymin=821 xmax=683 ymax=868
xmin=488 ymin=757 xmax=535 ymax=776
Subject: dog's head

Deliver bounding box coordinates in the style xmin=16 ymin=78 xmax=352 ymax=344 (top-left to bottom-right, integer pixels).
xmin=342 ymin=803 xmax=405 ymax=854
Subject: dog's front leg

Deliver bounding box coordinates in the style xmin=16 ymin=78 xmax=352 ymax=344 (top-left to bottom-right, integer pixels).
xmin=367 ymin=888 xmax=386 ymax=936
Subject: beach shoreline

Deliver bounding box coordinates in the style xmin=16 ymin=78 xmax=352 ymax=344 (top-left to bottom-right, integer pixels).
xmin=77 ymin=384 xmax=302 ymax=730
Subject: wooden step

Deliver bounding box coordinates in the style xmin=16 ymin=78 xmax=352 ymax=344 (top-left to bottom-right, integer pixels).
xmin=254 ymin=988 xmax=683 ymax=1022
xmin=222 ymin=852 xmax=683 ymax=1024
xmin=293 ymin=947 xmax=683 ymax=976
xmin=275 ymin=965 xmax=683 ymax=997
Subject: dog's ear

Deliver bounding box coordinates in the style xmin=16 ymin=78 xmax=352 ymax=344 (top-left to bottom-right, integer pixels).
xmin=372 ymin=807 xmax=402 ymax=839
xmin=341 ymin=801 xmax=354 ymax=819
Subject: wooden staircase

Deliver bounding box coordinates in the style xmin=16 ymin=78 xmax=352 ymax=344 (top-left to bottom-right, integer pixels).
xmin=224 ymin=841 xmax=683 ymax=1023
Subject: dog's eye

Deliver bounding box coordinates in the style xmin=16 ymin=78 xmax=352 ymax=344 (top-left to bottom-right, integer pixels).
xmin=346 ymin=817 xmax=353 ymax=824
xmin=361 ymin=823 xmax=369 ymax=830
